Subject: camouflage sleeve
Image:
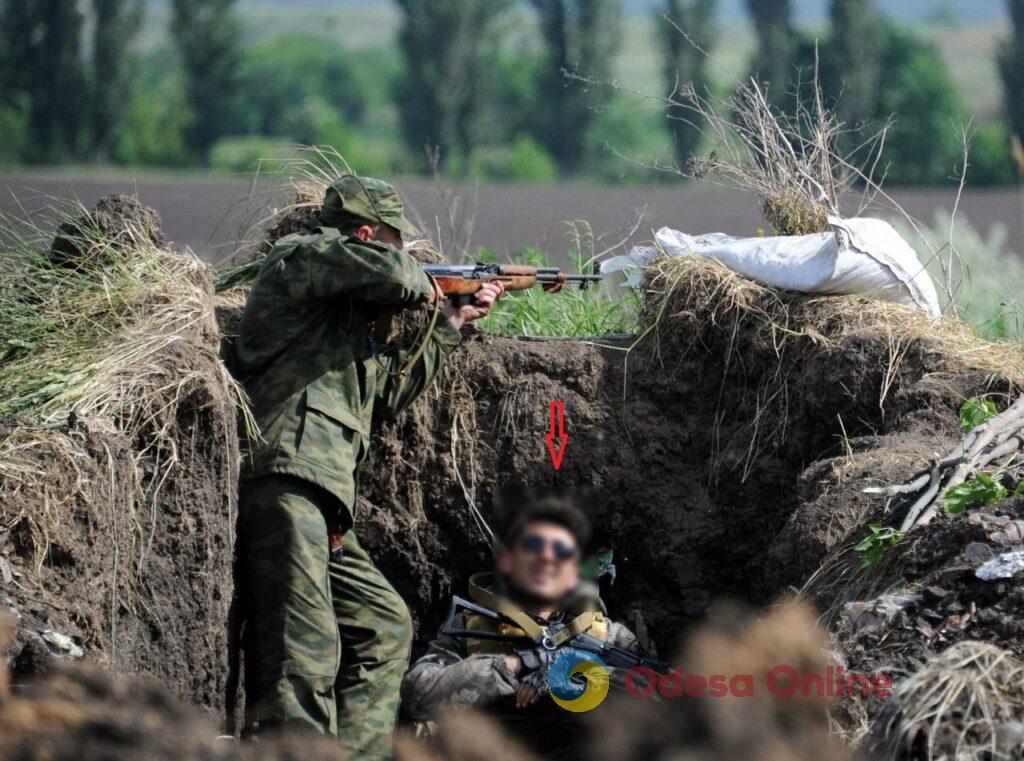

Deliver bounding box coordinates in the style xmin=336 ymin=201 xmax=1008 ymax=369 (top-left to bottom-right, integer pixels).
xmin=283 ymin=237 xmax=433 ymax=306
xmin=401 ymin=631 xmax=519 ymax=721
xmin=375 ymin=314 xmax=461 ymax=420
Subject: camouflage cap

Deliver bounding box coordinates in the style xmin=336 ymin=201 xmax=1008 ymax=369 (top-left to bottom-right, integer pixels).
xmin=320 ymin=174 xmax=420 ymax=238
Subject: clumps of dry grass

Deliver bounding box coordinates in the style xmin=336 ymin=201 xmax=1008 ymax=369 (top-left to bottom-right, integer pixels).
xmin=664 ymin=71 xmax=885 ymax=236
xmin=639 ymin=253 xmax=1024 ymax=486
xmin=872 ymin=642 xmax=1024 ymax=759
xmin=762 ymin=190 xmax=831 ymax=237
xmin=0 ymin=197 xmax=245 ymax=582
xmin=645 ymin=254 xmax=1024 ymax=387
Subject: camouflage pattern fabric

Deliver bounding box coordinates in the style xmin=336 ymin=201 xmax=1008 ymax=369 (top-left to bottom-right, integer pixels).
xmin=235 ymin=223 xmax=460 ymax=529
xmin=320 ymin=175 xmax=421 ymax=238
xmin=234 ymin=216 xmax=460 ymax=757
xmin=401 ymin=609 xmax=644 ymax=757
xmin=240 ymin=475 xmax=413 ymax=759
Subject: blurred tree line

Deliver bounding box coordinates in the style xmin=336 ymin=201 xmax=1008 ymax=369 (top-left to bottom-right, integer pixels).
xmin=0 ymin=0 xmax=1021 ymax=186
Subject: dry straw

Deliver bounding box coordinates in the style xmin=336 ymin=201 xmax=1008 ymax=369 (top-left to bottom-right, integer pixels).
xmin=874 ymin=642 xmax=1024 ymax=759
xmin=0 ymin=199 xmax=246 ymax=590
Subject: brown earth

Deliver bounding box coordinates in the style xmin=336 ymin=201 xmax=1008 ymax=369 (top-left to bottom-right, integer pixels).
xmin=0 ymin=618 xmax=345 ymax=761
xmin=0 ymin=201 xmax=240 ymax=715
xmin=4 ymin=194 xmax=1024 ymax=758
xmin=345 ymin=289 xmax=1017 ymax=658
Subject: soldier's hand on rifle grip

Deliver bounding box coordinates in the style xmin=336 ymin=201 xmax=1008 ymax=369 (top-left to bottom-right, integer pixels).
xmin=443 ymin=281 xmax=504 ymax=330
xmin=515 ymin=682 xmax=542 ymax=709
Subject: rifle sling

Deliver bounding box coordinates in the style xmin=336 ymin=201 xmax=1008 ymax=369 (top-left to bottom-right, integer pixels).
xmin=467 ymin=573 xmax=599 ymax=647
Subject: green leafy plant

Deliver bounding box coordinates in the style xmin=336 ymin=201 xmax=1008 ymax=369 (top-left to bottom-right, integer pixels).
xmin=855 ymin=523 xmax=906 ymax=568
xmin=944 ymin=473 xmax=1023 ymax=515
xmin=960 ymin=396 xmax=998 ymax=433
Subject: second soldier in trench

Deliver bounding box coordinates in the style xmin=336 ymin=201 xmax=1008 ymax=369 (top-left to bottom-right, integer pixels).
xmin=233 ymin=174 xmax=504 ymax=758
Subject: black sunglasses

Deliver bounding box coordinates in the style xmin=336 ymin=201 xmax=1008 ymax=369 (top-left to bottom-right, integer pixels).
xmin=519 ymin=533 xmax=578 ymax=561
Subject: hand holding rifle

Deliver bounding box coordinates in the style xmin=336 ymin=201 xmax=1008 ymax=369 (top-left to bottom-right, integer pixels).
xmin=424 ymin=262 xmax=602 ymax=330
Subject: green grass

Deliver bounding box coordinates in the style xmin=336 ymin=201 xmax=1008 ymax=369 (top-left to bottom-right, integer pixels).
xmin=474 ymin=243 xmax=641 ymax=338
xmin=896 ymin=210 xmax=1024 ymax=343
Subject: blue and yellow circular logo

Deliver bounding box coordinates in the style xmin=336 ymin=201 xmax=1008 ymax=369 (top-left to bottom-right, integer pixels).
xmin=547 ymin=650 xmax=610 ymax=712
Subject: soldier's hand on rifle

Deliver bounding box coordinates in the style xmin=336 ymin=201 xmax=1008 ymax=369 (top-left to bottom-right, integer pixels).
xmin=443 ymin=281 xmax=504 ymax=330
xmin=515 ymin=682 xmax=542 ymax=709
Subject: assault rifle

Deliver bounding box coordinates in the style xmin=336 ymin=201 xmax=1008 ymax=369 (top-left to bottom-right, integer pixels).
xmin=422 ymin=263 xmax=602 ymax=305
xmin=442 ymin=595 xmax=666 ymax=673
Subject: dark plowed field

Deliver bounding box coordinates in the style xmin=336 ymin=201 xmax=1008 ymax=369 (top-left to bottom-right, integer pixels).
xmin=2 ymin=173 xmax=1022 ymax=263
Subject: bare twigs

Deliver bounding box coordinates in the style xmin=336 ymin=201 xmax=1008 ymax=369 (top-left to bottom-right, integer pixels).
xmin=865 ymin=396 xmax=1024 ymax=531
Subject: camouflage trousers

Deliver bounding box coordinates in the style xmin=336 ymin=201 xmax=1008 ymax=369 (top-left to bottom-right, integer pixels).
xmin=239 ymin=475 xmax=413 ymax=759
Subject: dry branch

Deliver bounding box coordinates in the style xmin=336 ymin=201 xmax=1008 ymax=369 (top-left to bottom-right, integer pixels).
xmin=865 ymin=396 xmax=1024 ymax=531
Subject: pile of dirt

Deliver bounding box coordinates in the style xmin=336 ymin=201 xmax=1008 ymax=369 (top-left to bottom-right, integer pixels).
xmin=827 ymin=496 xmax=1024 ymax=679
xmin=0 ymin=618 xmax=344 ymax=761
xmin=1 ymin=196 xmax=240 ymax=713
xmin=49 ymin=194 xmax=167 ymax=267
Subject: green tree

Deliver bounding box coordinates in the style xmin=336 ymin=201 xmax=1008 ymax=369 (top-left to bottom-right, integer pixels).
xmin=998 ymin=0 xmax=1024 ymax=170
xmin=170 ymin=0 xmax=241 ymax=163
xmin=393 ymin=0 xmax=512 ymax=171
xmin=1 ymin=0 xmax=86 ymax=162
xmin=659 ymin=0 xmax=716 ymax=169
xmin=234 ymin=34 xmax=367 ymax=152
xmin=828 ymin=0 xmax=879 ymax=130
xmin=530 ymin=0 xmax=622 ymax=176
xmin=92 ymin=0 xmax=143 ymax=161
xmin=745 ymin=0 xmax=793 ymax=102
xmin=871 ymin=26 xmax=963 ymax=185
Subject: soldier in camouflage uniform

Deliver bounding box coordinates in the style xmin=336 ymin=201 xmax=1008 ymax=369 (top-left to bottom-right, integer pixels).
xmin=401 ymin=500 xmax=647 ymax=758
xmin=234 ymin=175 xmax=503 ymax=758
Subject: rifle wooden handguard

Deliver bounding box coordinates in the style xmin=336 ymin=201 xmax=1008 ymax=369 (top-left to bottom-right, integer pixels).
xmin=434 ymin=274 xmax=538 ymax=296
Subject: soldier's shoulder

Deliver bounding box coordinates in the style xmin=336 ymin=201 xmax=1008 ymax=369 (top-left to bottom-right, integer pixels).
xmin=270 ymin=226 xmax=343 ymax=252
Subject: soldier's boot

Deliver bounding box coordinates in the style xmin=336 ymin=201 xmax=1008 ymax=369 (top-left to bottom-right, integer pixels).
xmin=239 ymin=476 xmax=342 ymax=736
xmin=332 ymin=531 xmax=414 ymax=760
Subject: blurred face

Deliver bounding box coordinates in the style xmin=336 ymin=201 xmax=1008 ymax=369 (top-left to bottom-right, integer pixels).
xmin=498 ymin=521 xmax=580 ymax=606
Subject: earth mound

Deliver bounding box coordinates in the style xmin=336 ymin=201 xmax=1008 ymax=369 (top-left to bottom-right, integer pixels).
xmin=1 ymin=196 xmax=240 ymax=712
xmin=49 ymin=194 xmax=167 ymax=267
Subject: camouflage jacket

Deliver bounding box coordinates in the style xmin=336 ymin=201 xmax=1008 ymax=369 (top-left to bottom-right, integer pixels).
xmin=235 ymin=224 xmax=461 ymax=527
xmin=401 ymin=611 xmax=642 ymax=727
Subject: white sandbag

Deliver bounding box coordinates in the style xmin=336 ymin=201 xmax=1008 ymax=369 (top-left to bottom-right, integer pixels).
xmin=603 ymin=216 xmax=941 ymax=318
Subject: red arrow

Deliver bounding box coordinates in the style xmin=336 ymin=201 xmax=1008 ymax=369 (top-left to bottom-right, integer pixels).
xmin=545 ymin=401 xmax=569 ymax=470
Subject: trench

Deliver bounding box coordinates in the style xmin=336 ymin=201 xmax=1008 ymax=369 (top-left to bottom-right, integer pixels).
xmin=354 ymin=325 xmax=889 ymax=657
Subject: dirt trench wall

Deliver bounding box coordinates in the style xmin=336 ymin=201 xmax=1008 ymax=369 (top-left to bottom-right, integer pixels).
xmin=1 ymin=263 xmax=238 ymax=712
xmin=354 ymin=293 xmax=1002 ymax=652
